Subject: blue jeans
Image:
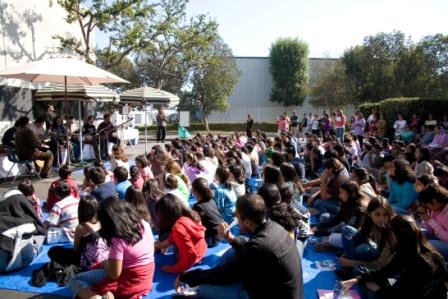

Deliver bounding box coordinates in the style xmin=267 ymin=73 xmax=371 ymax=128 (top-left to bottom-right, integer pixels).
xmin=342 ymin=225 xmax=380 ymax=261
xmin=313 ymin=199 xmax=340 ymax=223
xmin=335 ymin=127 xmax=345 ymax=143
xmin=391 ymin=205 xmax=410 ymax=215
xmin=197 ymin=247 xmax=249 ymax=299
xmin=428 ymin=238 xmax=448 ymax=261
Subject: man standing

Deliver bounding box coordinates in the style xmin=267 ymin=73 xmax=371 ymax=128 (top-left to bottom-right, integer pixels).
xmin=15 ymin=117 xmax=54 ymax=178
xmin=156 ymin=107 xmax=167 ymax=143
xmin=290 ymin=111 xmax=299 ymax=138
xmin=176 ymin=194 xmax=304 ymax=299
xmin=246 ymin=114 xmax=254 ymax=139
xmin=44 ymin=104 xmax=55 ymax=132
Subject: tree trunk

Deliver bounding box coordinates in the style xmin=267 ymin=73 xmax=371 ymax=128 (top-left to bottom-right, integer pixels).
xmin=204 ymin=112 xmax=210 ymax=132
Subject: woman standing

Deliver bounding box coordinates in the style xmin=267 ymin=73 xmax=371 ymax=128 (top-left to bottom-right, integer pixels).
xmin=156 ymin=107 xmax=167 ymax=143
xmin=376 ymin=113 xmax=387 ymax=139
xmin=334 ymin=109 xmax=347 ymax=144
xmin=393 ymin=114 xmax=407 ymax=138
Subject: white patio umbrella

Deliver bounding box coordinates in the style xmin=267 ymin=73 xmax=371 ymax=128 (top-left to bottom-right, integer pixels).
xmin=0 ymin=56 xmax=128 ymax=163
xmin=120 ymin=86 xmax=180 ymax=153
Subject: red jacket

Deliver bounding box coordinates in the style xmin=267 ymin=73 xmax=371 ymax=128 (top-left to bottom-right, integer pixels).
xmin=46 ymin=178 xmax=80 ymax=211
xmin=166 ymin=216 xmax=207 ymax=273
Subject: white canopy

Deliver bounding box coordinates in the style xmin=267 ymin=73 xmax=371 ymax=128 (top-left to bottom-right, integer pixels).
xmin=0 ymin=57 xmax=128 ymax=85
xmin=120 ymin=86 xmax=179 ymax=105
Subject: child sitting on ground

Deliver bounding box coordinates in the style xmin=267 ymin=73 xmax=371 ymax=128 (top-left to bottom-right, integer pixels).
xmin=45 ymin=181 xmax=80 ymax=244
xmin=135 ymin=155 xmax=154 ymax=182
xmin=46 ymin=165 xmax=80 ymax=211
xmin=110 ymin=145 xmax=130 ymax=175
xmin=129 ymin=165 xmax=144 ymax=190
xmin=47 ymin=195 xmax=108 ymax=271
xmin=155 ymin=194 xmax=207 ymax=273
xmin=18 ymin=178 xmax=43 ymax=221
xmin=113 ymin=166 xmax=132 ymax=200
xmin=88 ymin=167 xmax=116 ymax=202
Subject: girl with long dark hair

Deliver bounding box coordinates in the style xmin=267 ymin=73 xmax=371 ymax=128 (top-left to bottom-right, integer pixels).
xmin=124 ymin=187 xmax=151 ymax=223
xmin=76 ymin=197 xmax=155 ymax=299
xmin=313 ymin=181 xmax=368 ymax=249
xmin=418 ymin=183 xmax=448 ymax=260
xmin=154 ymin=194 xmax=207 ymax=273
xmin=212 ymin=166 xmax=237 ymax=224
xmin=191 ymin=178 xmax=224 ymax=247
xmin=388 ymin=159 xmax=418 ymax=214
xmin=280 ymin=162 xmax=304 ymax=205
xmin=339 ymin=197 xmax=395 ymax=271
xmin=142 ymin=179 xmax=165 ymax=228
xmin=342 ymin=215 xmax=448 ymax=299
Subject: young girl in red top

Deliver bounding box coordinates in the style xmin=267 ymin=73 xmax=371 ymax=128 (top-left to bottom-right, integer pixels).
xmin=155 ymin=193 xmax=207 ymax=273
xmin=135 ymin=155 xmax=153 ymax=182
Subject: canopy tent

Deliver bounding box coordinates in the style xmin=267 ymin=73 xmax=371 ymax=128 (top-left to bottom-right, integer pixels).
xmin=0 ymin=56 xmax=128 ymax=164
xmin=120 ymin=86 xmax=180 ymax=153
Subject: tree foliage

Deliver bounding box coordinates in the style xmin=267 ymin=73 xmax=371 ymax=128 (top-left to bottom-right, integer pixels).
xmin=188 ymin=38 xmax=240 ymax=131
xmin=340 ymin=31 xmax=448 ymax=102
xmin=269 ymin=38 xmax=309 ymax=107
xmin=310 ymin=60 xmax=355 ymax=109
xmin=51 ymin=0 xmax=155 ymax=67
xmin=134 ymin=0 xmax=218 ymax=93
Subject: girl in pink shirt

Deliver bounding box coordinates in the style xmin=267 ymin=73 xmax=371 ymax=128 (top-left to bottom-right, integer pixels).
xmin=418 ymin=184 xmax=448 ymax=260
xmin=75 ymin=198 xmax=155 ymax=299
xmin=135 ymin=155 xmax=154 ymax=182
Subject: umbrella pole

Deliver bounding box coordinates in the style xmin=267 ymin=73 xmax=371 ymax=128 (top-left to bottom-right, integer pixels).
xmin=145 ymin=104 xmax=148 ymax=154
xmin=64 ymin=76 xmax=71 ymax=166
xmin=79 ymin=100 xmax=84 ymax=163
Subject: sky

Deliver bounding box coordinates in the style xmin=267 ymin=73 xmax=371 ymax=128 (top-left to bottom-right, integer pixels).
xmin=96 ymin=0 xmax=448 ymax=58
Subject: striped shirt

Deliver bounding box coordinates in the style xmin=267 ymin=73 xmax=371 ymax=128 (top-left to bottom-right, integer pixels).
xmin=46 ymin=195 xmax=79 ymax=241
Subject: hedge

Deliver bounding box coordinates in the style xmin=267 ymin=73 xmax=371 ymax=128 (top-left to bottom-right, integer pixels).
xmin=136 ymin=122 xmax=278 ymax=132
xmin=359 ymin=97 xmax=448 ymax=137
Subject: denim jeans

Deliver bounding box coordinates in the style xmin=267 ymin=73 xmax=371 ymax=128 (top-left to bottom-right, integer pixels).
xmin=342 ymin=225 xmax=380 ymax=261
xmin=313 ymin=198 xmax=340 ymax=223
xmin=391 ymin=205 xmax=410 ymax=215
xmin=428 ymin=238 xmax=448 ymax=261
xmin=335 ymin=127 xmax=345 ymax=144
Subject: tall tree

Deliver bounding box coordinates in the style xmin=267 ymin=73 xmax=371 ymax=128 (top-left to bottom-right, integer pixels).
xmin=134 ymin=0 xmax=218 ymax=93
xmin=310 ymin=60 xmax=355 ymax=110
xmin=50 ymin=0 xmax=155 ymax=67
xmin=342 ymin=31 xmax=410 ymax=102
xmin=269 ymin=37 xmax=309 ymax=108
xmin=189 ymin=38 xmax=240 ymax=131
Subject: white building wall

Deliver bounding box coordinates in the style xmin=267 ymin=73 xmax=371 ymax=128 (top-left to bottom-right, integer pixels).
xmin=209 ymin=57 xmax=355 ymax=123
xmin=0 ymin=0 xmax=93 ymax=125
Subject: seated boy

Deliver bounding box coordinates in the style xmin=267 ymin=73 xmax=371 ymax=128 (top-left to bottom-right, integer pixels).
xmin=113 ymin=166 xmax=132 ymax=200
xmin=45 ymin=181 xmax=79 ymax=244
xmin=46 ymin=165 xmax=80 ymax=211
xmin=88 ymin=167 xmax=117 ymax=202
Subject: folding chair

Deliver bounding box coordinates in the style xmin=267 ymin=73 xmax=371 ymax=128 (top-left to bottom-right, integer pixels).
xmin=4 ymin=147 xmax=39 ymax=184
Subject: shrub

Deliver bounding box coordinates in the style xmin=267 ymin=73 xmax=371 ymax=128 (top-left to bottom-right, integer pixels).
xmin=359 ymin=97 xmax=448 ymax=137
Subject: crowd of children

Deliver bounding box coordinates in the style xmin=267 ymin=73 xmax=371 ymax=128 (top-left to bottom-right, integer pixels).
xmin=1 ymin=109 xmax=448 ymax=298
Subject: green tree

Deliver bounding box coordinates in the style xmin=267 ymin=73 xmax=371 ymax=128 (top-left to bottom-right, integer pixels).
xmin=310 ymin=60 xmax=355 ymax=110
xmin=269 ymin=37 xmax=309 ymax=108
xmin=189 ymin=38 xmax=240 ymax=131
xmin=342 ymin=31 xmax=410 ymax=102
xmin=134 ymin=0 xmax=218 ymax=93
xmin=96 ymin=51 xmax=139 ymax=90
xmin=51 ymin=0 xmax=155 ymax=67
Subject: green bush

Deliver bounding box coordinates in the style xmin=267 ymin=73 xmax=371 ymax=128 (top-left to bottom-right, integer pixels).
xmin=359 ymin=97 xmax=448 ymax=137
xmin=136 ymin=122 xmax=278 ymax=133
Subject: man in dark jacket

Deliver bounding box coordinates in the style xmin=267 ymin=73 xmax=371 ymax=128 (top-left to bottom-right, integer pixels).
xmin=15 ymin=117 xmax=53 ymax=178
xmin=176 ymin=194 xmax=304 ymax=299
